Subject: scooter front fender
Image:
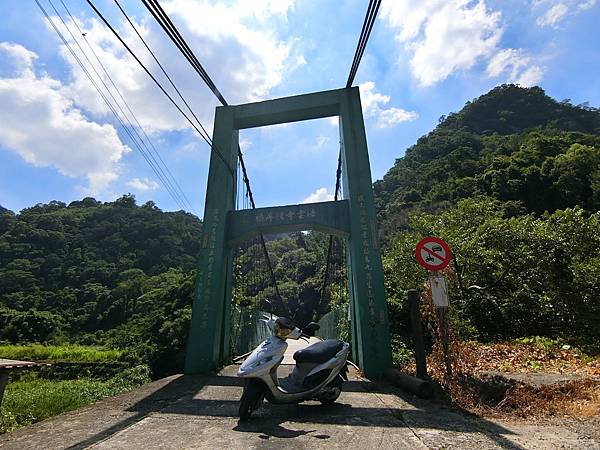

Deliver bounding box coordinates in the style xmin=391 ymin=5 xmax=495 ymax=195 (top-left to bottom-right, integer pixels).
xmin=238 ymin=337 xmax=287 ymax=378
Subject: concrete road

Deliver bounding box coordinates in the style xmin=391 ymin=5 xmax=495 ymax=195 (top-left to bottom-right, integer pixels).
xmin=1 ymin=365 xmax=597 ymax=449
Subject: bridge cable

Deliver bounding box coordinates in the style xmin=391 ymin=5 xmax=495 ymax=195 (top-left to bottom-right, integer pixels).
xmin=346 ymin=0 xmax=382 ymax=88
xmin=35 ymin=0 xmax=189 ymax=211
xmin=320 ymin=0 xmax=382 ymax=309
xmin=138 ymin=0 xmax=287 ymax=313
xmin=84 ymin=0 xmax=235 ymax=176
xmin=141 ymin=0 xmax=228 ymax=106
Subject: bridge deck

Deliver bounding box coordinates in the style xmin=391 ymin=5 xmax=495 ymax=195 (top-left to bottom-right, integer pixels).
xmin=281 ymin=336 xmax=321 ymax=365
xmin=0 ymin=366 xmax=594 ymax=449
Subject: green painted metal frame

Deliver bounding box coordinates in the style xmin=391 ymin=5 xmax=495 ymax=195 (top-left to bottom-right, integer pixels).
xmin=226 ymin=200 xmax=351 ymax=246
xmin=185 ymin=87 xmax=392 ymax=378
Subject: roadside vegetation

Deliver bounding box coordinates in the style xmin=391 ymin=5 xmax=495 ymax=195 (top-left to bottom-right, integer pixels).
xmin=0 ymin=365 xmax=150 ymax=434
xmin=0 ymin=344 xmax=125 ymax=363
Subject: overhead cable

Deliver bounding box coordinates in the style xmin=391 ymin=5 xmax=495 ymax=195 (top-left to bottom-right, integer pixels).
xmin=323 ymin=0 xmax=382 ymax=303
xmin=113 ymin=0 xmax=215 ymax=157
xmin=84 ymin=0 xmax=235 ymax=176
xmin=141 ymin=0 xmax=228 ymax=106
xmin=138 ymin=0 xmax=285 ymax=307
xmin=346 ymin=0 xmax=382 ymax=88
xmin=50 ymin=0 xmax=194 ymax=212
xmin=35 ymin=0 xmax=189 ymax=211
xmin=58 ymin=0 xmax=195 ymax=213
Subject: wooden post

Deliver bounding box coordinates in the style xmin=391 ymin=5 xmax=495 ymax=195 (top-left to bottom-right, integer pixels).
xmin=408 ymin=289 xmax=427 ymax=379
xmin=437 ymin=307 xmax=453 ymax=379
xmin=0 ymin=372 xmax=9 ymax=407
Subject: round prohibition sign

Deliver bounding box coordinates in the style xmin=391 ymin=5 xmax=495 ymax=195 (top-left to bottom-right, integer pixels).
xmin=415 ymin=236 xmax=452 ymax=271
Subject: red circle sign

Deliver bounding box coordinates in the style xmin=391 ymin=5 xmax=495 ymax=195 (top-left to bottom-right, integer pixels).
xmin=415 ymin=236 xmax=452 ymax=271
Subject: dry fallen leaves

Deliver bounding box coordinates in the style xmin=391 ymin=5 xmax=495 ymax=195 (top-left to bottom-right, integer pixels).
xmin=398 ymin=270 xmax=600 ymax=419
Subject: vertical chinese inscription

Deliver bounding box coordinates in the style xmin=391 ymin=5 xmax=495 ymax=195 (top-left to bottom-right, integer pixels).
xmin=356 ymin=194 xmax=376 ymax=325
xmin=198 ymin=208 xmax=220 ymax=330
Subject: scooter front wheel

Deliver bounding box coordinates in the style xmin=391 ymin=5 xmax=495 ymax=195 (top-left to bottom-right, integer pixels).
xmin=239 ymin=379 xmax=265 ymax=420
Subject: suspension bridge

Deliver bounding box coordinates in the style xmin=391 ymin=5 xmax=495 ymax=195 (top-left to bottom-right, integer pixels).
xmin=36 ymin=0 xmax=391 ymax=376
xmin=2 ymin=1 xmax=593 ymax=448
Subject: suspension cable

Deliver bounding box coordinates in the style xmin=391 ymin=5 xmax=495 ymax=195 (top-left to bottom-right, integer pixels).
xmin=321 ymin=0 xmax=382 ymax=307
xmin=138 ymin=0 xmax=286 ymax=310
xmin=141 ymin=0 xmax=228 ymax=106
xmin=346 ymin=0 xmax=382 ymax=88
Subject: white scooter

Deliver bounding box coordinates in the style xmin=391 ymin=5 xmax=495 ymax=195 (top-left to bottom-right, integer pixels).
xmin=237 ymin=315 xmax=350 ymax=420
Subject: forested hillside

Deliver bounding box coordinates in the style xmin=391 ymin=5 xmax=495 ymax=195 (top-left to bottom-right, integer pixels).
xmin=374 ymin=85 xmax=600 ymax=242
xmin=378 ymin=85 xmax=600 ymax=354
xmin=0 ymin=197 xmax=202 ymax=375
xmin=0 ymin=197 xmax=337 ymax=375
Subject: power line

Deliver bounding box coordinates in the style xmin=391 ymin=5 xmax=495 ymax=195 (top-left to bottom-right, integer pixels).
xmin=49 ymin=0 xmax=194 ymax=213
xmin=113 ymin=0 xmax=215 ymax=166
xmin=84 ymin=0 xmax=235 ymax=176
xmin=58 ymin=0 xmax=196 ymax=213
xmin=138 ymin=0 xmax=285 ymax=307
xmin=35 ymin=0 xmax=189 ymax=211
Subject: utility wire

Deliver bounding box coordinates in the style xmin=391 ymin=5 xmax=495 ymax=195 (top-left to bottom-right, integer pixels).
xmin=48 ymin=0 xmax=193 ymax=212
xmin=84 ymin=0 xmax=235 ymax=176
xmin=113 ymin=0 xmax=215 ymax=163
xmin=35 ymin=0 xmax=189 ymax=210
xmin=58 ymin=0 xmax=195 ymax=213
xmin=139 ymin=0 xmax=286 ymax=310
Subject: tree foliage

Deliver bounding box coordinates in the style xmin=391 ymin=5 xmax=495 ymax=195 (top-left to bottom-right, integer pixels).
xmin=374 ymin=85 xmax=600 ymax=242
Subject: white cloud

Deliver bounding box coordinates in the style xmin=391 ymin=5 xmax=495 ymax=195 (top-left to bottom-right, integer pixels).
xmin=51 ymin=0 xmax=299 ymax=134
xmin=533 ymin=1 xmax=597 ymax=27
xmin=126 ymin=177 xmax=159 ymax=191
xmin=381 ymin=0 xmax=503 ymax=86
xmin=301 ymin=187 xmax=333 ymax=204
xmin=486 ymin=49 xmax=544 ymax=86
xmin=579 ymin=0 xmax=597 ymax=10
xmin=0 ymin=43 xmax=129 ymax=194
xmin=537 ymin=3 xmax=569 ymax=26
xmin=359 ymin=82 xmax=418 ymax=128
xmin=239 ymin=138 xmax=252 ymax=152
xmin=315 ymin=135 xmax=329 ymax=148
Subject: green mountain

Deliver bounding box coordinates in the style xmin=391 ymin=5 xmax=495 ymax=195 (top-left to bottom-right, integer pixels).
xmin=373 ymin=84 xmax=600 ymax=242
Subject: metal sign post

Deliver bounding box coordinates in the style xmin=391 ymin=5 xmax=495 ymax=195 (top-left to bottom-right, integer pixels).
xmin=415 ymin=237 xmax=453 ymax=380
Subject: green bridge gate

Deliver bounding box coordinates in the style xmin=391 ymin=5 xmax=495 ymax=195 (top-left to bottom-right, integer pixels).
xmin=185 ymin=87 xmax=392 ymax=378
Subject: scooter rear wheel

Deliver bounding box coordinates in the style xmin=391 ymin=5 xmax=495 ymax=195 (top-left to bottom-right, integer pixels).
xmin=239 ymin=379 xmax=265 ymax=420
xmin=317 ymin=376 xmax=343 ymax=404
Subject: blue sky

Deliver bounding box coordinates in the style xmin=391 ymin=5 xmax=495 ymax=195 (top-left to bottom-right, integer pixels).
xmin=0 ymin=0 xmax=598 ymax=215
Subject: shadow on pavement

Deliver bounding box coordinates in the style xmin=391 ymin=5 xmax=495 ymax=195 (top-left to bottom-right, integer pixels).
xmin=65 ymin=372 xmax=522 ymax=450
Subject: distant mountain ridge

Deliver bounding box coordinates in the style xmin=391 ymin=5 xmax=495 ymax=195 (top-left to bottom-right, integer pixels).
xmin=373 ymin=84 xmax=600 ymax=242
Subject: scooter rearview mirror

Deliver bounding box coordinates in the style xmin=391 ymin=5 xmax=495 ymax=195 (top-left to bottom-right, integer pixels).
xmin=303 ymin=322 xmax=320 ymax=336
xmin=264 ymin=299 xmax=273 ymax=319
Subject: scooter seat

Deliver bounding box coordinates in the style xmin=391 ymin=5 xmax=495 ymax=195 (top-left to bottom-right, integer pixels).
xmin=293 ymin=339 xmax=344 ymax=364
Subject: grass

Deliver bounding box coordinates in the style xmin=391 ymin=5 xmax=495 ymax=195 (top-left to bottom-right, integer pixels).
xmin=0 ymin=344 xmax=125 ymax=363
xmin=0 ymin=366 xmax=150 ymax=434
